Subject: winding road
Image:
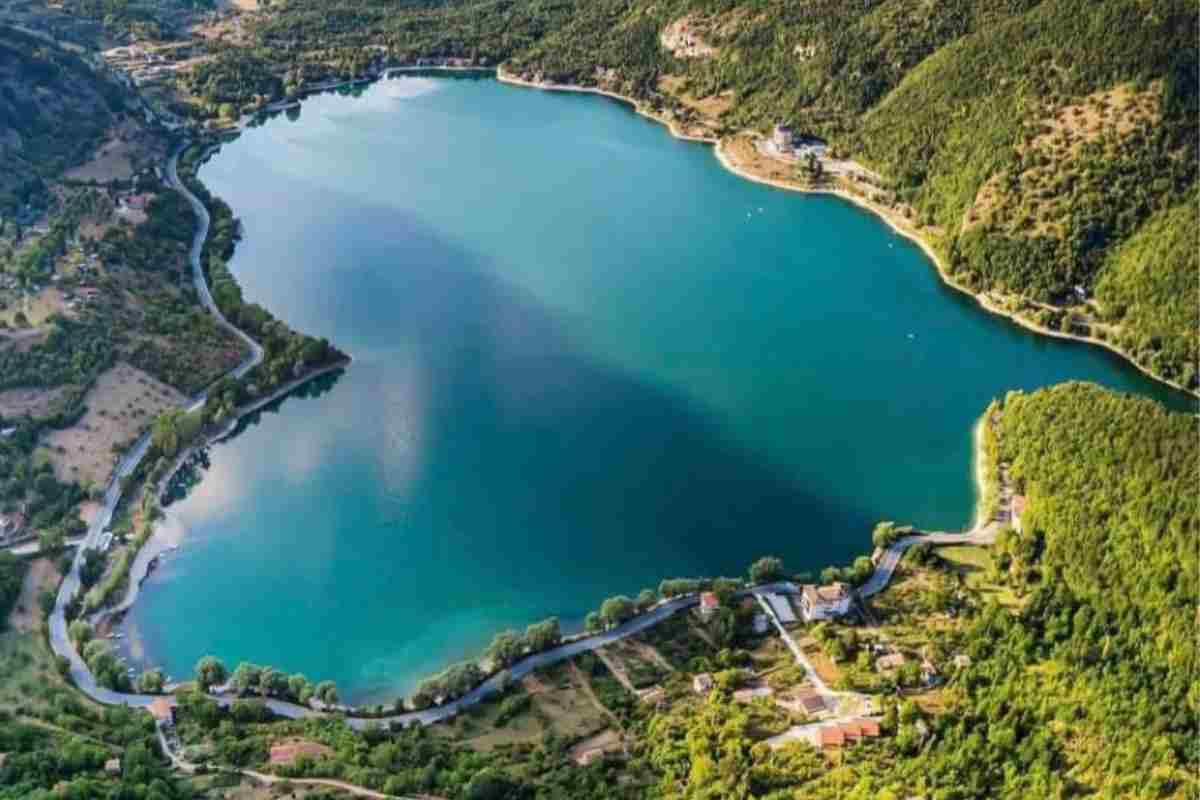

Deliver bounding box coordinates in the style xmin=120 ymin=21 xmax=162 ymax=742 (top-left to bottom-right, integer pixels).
xmin=48 ymin=141 xmax=265 ymax=713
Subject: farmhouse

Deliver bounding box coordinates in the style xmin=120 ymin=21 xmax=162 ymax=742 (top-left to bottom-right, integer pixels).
xmin=1012 ymin=495 xmax=1028 ymax=532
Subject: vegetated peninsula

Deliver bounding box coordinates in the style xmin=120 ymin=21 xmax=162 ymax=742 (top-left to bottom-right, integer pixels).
xmin=0 ymin=1 xmax=1195 ymax=799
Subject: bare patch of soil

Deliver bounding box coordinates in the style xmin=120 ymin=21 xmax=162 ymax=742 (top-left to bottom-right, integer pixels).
xmin=41 ymin=362 xmax=185 ymax=487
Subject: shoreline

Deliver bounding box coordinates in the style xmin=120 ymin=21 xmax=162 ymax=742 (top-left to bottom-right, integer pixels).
xmin=495 ymin=68 xmax=1195 ymax=401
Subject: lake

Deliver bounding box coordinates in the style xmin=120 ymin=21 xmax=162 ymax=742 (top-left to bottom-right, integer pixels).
xmin=125 ymin=74 xmax=1191 ymax=703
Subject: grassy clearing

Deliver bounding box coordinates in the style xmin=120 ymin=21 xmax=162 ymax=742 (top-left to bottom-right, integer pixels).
xmin=430 ymin=661 xmax=609 ymax=753
xmin=938 ymin=545 xmax=1021 ymax=609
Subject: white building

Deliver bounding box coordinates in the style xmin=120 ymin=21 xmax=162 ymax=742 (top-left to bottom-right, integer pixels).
xmin=799 ymin=583 xmax=852 ymax=622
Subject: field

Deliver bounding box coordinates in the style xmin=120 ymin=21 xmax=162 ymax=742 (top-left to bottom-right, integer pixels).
xmin=0 ymin=286 xmax=71 ymax=328
xmin=0 ymin=383 xmax=71 ymax=418
xmin=430 ymin=659 xmax=611 ymax=753
xmin=937 ymin=545 xmax=1021 ymax=609
xmin=63 ymin=117 xmax=165 ymax=184
xmin=6 ymin=557 xmax=60 ymax=633
xmin=41 ymin=362 xmax=185 ymax=487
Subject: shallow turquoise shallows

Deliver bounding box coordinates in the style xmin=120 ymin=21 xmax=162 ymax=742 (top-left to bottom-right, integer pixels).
xmin=126 ymin=75 xmax=1192 ymax=703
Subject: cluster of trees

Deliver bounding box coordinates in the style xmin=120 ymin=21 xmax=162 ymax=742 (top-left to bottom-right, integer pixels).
xmin=409 ymin=660 xmax=483 ymax=710
xmin=0 ymin=315 xmax=115 ymax=392
xmin=0 ymin=553 xmax=24 ymax=623
xmin=68 ymin=621 xmax=130 ymax=691
xmin=0 ymin=715 xmax=188 ymax=800
xmin=192 ymin=655 xmax=338 ymax=705
xmin=482 ymin=616 xmax=562 ymax=670
xmin=0 ymin=416 xmax=87 ymax=548
xmin=1094 ymin=195 xmax=1199 ymax=387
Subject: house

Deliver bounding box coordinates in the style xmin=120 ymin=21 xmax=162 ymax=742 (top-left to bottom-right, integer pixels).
xmin=856 ymin=719 xmax=881 ymax=738
xmin=732 ymin=686 xmax=774 ymax=703
xmin=577 ymin=748 xmax=606 ymax=766
xmin=752 ymin=612 xmax=770 ymax=635
xmin=763 ymin=592 xmax=797 ymax=623
xmin=772 ymin=124 xmax=796 ymax=153
xmin=147 ymin=697 xmax=175 ymax=727
xmin=797 ymin=690 xmax=827 ymax=715
xmin=698 ymin=591 xmax=719 ymax=619
xmin=799 ymin=583 xmax=852 ymax=622
xmin=1012 ymin=495 xmax=1027 ymax=532
xmin=104 ymin=758 xmax=121 ymax=775
xmin=817 ymin=726 xmax=845 ymax=749
xmin=692 ymin=673 xmax=714 ymax=694
xmin=124 ymin=193 xmax=152 ymax=211
xmin=875 ymin=652 xmax=907 ymax=672
xmin=815 ymin=719 xmax=881 ymax=750
xmin=638 ymin=686 xmax=666 ymax=707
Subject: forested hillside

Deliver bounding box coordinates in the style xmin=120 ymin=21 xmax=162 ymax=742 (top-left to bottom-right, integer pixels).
xmin=0 ymin=26 xmax=124 ymax=216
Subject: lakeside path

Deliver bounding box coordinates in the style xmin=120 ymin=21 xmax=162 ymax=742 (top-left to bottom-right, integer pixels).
xmin=47 ymin=526 xmax=989 ymax=731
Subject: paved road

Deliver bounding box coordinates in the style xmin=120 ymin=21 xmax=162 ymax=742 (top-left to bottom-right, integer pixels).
xmin=858 ymin=526 xmax=998 ymax=598
xmin=6 ymin=535 xmax=84 ymax=556
xmin=166 ymin=147 xmax=264 ymax=385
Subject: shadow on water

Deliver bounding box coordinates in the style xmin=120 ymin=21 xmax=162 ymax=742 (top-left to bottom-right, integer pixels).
xmin=136 ymin=179 xmax=862 ymax=701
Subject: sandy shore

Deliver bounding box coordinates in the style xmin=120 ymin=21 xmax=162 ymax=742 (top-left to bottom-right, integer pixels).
xmin=495 ymin=68 xmax=1195 ymax=400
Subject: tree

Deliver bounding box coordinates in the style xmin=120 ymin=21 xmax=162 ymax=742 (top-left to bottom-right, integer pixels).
xmin=524 ymin=618 xmax=560 ymax=652
xmin=584 ymin=611 xmax=603 ymax=633
xmin=599 ymin=595 xmax=635 ymax=627
xmin=872 ymin=521 xmax=899 ymax=549
xmin=466 ymin=767 xmax=525 ymax=800
xmin=39 ymin=527 xmax=64 ymax=553
xmin=194 ymin=655 xmax=227 ymax=691
xmin=231 ymin=662 xmax=262 ymax=694
xmin=288 ymin=673 xmax=312 ymax=703
xmin=136 ymin=669 xmax=165 ymax=693
xmin=636 ymin=588 xmax=658 ymax=611
xmin=485 ymin=629 xmax=525 ymax=668
xmin=748 ymin=556 xmax=785 ymax=584
xmin=314 ymin=680 xmax=338 ymax=705
xmin=68 ymin=619 xmax=93 ymax=648
xmin=259 ymin=666 xmax=287 ymax=697
xmin=849 ymin=555 xmax=875 ymax=585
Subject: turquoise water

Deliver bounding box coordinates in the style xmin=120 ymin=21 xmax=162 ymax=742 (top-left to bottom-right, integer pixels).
xmin=127 ymin=74 xmax=1191 ymax=703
